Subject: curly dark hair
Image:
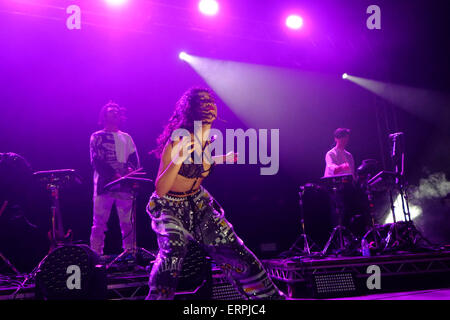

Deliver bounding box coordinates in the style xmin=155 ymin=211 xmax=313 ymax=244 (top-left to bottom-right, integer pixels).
xmin=151 ymin=86 xmax=217 ymax=158
xmin=98 ymin=101 xmax=126 ymax=126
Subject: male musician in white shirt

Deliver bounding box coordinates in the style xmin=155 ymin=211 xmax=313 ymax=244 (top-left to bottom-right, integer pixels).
xmin=324 ymin=128 xmax=368 ymax=242
xmin=324 ymin=128 xmax=355 ymax=179
xmin=89 ymin=102 xmax=140 ymax=258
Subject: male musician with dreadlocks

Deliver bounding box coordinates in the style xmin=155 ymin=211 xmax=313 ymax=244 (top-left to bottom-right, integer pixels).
xmin=89 ymin=102 xmax=140 ymax=259
xmin=146 ymin=87 xmax=284 ymax=300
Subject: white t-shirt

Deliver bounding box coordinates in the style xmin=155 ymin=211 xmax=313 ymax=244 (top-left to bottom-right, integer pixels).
xmin=112 ymin=131 xmax=136 ymax=164
xmin=324 ymin=146 xmax=355 ymax=178
xmin=90 ymin=130 xmax=138 ymax=198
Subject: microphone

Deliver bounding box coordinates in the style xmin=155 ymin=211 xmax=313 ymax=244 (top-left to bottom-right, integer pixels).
xmin=389 ymin=132 xmax=404 ymax=139
xmin=390 ymin=132 xmax=404 ymax=158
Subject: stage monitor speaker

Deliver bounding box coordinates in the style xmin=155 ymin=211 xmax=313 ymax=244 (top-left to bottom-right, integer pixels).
xmin=173 ymin=241 xmax=246 ymax=300
xmin=211 ymin=269 xmax=246 ymax=300
xmin=35 ymin=245 xmax=107 ymax=300
xmin=307 ymin=272 xmax=359 ymax=298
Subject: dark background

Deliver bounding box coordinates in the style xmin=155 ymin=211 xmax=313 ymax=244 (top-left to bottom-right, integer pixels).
xmin=0 ymin=0 xmax=449 ymax=272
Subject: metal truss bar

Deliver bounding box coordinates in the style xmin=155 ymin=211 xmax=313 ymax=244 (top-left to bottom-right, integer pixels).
xmin=264 ymin=254 xmax=450 ymax=283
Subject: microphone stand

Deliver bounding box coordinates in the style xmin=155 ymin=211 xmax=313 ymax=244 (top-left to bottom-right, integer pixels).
xmin=282 ymin=186 xmax=319 ymax=258
xmin=105 ymin=168 xmax=156 ymax=269
xmin=383 ymin=135 xmax=402 ymax=251
xmin=384 ymin=134 xmax=433 ymax=252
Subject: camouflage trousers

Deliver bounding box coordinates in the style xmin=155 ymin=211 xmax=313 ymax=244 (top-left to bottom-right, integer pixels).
xmin=145 ymin=186 xmax=283 ymax=300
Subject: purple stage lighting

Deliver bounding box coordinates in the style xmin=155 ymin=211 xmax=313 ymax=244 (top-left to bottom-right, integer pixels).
xmin=179 ymin=51 xmax=188 ymax=61
xmin=286 ymin=15 xmax=303 ymax=30
xmin=342 ymin=73 xmax=349 ymax=79
xmin=105 ymin=0 xmax=127 ymax=6
xmin=198 ymin=0 xmax=219 ymax=16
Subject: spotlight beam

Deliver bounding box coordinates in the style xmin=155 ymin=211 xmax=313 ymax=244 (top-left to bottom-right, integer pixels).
xmin=105 ymin=0 xmax=127 ymax=6
xmin=343 ymin=75 xmax=449 ymax=123
xmin=286 ymin=15 xmax=303 ymax=30
xmin=179 ymin=51 xmax=193 ymax=63
xmin=198 ymin=0 xmax=219 ymax=16
xmin=179 ymin=51 xmax=188 ymax=60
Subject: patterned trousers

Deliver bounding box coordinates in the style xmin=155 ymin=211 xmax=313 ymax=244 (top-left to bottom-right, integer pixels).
xmin=145 ymin=187 xmax=284 ymax=300
xmin=90 ymin=192 xmax=134 ymax=256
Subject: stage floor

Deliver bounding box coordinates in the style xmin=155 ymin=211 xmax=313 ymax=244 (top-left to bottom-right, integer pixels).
xmin=290 ymin=288 xmax=450 ymax=300
xmin=1 ymin=250 xmax=450 ymax=300
xmin=263 ymin=249 xmax=450 ymax=299
xmin=331 ymin=288 xmax=450 ymax=300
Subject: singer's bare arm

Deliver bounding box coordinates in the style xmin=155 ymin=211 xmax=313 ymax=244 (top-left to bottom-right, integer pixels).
xmin=154 ymin=138 xmax=194 ymax=197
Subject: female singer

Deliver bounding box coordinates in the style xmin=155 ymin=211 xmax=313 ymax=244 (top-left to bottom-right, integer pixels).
xmin=146 ymin=87 xmax=284 ymax=300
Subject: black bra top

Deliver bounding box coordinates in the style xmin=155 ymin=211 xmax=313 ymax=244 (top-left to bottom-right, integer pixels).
xmin=176 ymin=139 xmax=216 ymax=179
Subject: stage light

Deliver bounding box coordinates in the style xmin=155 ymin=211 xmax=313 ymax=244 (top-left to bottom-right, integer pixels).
xmin=34 ymin=245 xmax=107 ymax=300
xmin=105 ymin=0 xmax=127 ymax=6
xmin=286 ymin=15 xmax=303 ymax=30
xmin=309 ymin=272 xmax=358 ymax=298
xmin=384 ymin=195 xmax=422 ymax=224
xmin=342 ymin=73 xmax=348 ymax=79
xmin=199 ymin=0 xmax=219 ymax=16
xmin=179 ymin=51 xmax=189 ymax=61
